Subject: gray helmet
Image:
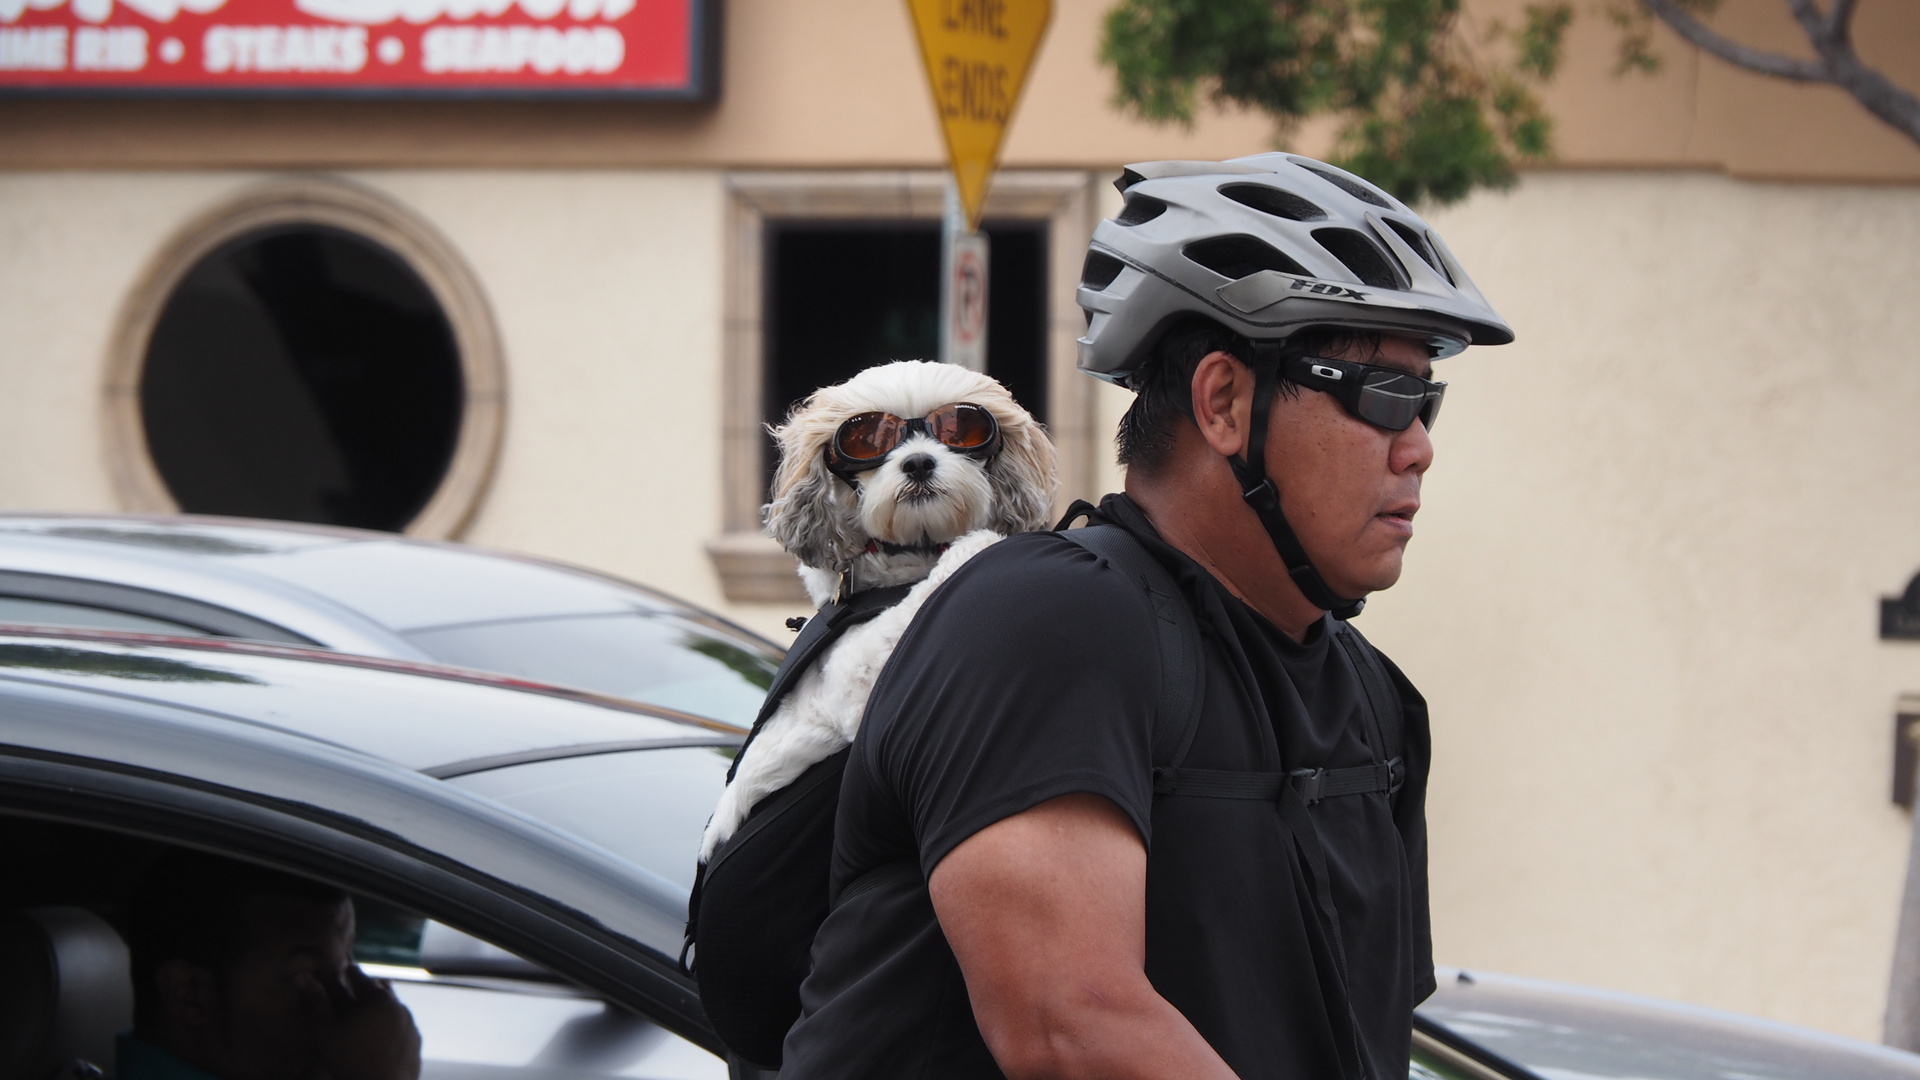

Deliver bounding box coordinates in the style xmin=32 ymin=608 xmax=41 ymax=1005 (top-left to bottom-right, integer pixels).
xmin=1077 ymin=152 xmax=1514 ymax=386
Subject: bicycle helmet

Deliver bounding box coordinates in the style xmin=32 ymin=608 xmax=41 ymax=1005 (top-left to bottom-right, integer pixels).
xmin=1076 ymin=153 xmax=1515 ymax=619
xmin=1077 ymin=152 xmax=1513 ymax=387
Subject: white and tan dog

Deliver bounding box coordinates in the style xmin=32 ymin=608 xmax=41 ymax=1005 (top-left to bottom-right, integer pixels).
xmin=700 ymin=360 xmax=1056 ymax=861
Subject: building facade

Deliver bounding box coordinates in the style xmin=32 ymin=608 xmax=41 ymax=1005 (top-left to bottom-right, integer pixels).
xmin=5 ymin=0 xmax=1920 ymax=1043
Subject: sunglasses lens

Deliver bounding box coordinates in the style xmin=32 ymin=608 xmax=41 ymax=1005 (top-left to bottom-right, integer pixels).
xmin=836 ymin=413 xmax=903 ymax=460
xmin=927 ymin=404 xmax=996 ymax=450
xmin=1357 ymin=371 xmax=1440 ymax=432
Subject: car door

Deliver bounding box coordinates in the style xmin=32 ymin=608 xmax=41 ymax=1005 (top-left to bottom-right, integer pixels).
xmin=0 ymin=676 xmax=732 ymax=1078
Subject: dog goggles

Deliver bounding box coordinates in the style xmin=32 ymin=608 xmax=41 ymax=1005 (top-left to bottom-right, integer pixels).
xmin=1285 ymin=355 xmax=1446 ymax=433
xmin=827 ymin=403 xmax=1000 ymax=476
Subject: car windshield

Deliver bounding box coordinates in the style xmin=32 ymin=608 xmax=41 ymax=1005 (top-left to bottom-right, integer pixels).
xmin=445 ymin=745 xmax=733 ymax=894
xmin=405 ymin=612 xmax=779 ymax=726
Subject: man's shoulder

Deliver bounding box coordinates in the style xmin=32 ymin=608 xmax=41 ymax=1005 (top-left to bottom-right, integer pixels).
xmin=926 ymin=528 xmax=1159 ymax=623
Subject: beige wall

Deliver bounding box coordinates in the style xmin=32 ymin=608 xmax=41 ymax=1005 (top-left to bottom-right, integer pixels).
xmin=0 ymin=168 xmax=746 ymax=621
xmin=1359 ymin=170 xmax=1920 ymax=1039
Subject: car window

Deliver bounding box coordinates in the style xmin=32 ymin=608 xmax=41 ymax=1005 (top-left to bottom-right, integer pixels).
xmin=0 ymin=810 xmax=725 ymax=1080
xmin=406 ymin=613 xmax=779 ymax=726
xmin=0 ymin=596 xmax=209 ymax=637
xmin=445 ymin=746 xmax=733 ymax=894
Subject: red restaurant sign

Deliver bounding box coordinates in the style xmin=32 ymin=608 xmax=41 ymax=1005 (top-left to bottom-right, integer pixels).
xmin=0 ymin=0 xmax=714 ymax=95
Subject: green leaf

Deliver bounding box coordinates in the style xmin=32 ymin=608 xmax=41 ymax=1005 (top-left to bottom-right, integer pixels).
xmin=1098 ymin=0 xmax=1564 ymax=206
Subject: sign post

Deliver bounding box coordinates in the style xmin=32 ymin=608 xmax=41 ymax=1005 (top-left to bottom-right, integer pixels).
xmin=906 ymin=0 xmax=1050 ymax=368
xmin=941 ymin=185 xmax=990 ymax=371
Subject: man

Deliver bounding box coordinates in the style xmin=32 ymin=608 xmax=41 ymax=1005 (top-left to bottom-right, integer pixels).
xmin=777 ymin=153 xmax=1512 ymax=1080
xmin=121 ymin=849 xmax=422 ymax=1080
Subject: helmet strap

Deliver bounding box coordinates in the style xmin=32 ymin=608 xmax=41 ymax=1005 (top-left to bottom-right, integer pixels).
xmin=1224 ymin=341 xmax=1366 ymax=621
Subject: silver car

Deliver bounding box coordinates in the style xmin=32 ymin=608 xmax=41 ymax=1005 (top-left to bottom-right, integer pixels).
xmin=0 ymin=513 xmax=781 ymax=727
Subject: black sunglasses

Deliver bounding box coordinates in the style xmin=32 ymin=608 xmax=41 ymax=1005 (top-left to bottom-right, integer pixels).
xmin=1284 ymin=355 xmax=1446 ymax=433
xmin=826 ymin=403 xmax=1001 ymax=477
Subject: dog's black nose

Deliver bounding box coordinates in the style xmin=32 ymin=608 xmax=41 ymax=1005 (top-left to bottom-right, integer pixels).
xmin=899 ymin=453 xmax=936 ymax=481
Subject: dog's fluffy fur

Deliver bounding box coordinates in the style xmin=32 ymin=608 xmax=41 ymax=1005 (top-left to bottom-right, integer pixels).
xmin=700 ymin=361 xmax=1056 ymax=861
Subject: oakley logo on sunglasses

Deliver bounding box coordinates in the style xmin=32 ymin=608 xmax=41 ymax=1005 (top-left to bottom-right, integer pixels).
xmin=827 ymin=403 xmax=1001 ymax=479
xmin=1284 ymin=355 xmax=1445 ymax=433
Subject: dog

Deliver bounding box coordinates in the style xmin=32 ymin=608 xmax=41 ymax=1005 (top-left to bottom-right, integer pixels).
xmin=699 ymin=360 xmax=1057 ymax=861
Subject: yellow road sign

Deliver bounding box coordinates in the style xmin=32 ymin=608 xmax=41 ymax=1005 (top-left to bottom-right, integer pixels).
xmin=906 ymin=0 xmax=1052 ymax=230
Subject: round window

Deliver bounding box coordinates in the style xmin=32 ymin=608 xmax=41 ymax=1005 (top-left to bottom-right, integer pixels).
xmin=139 ymin=225 xmax=465 ymax=533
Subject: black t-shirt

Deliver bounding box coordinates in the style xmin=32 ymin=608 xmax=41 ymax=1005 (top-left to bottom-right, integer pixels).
xmin=780 ymin=495 xmax=1433 ymax=1080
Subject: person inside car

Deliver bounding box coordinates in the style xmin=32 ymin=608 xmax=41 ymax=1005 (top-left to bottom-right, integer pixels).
xmin=120 ymin=850 xmax=421 ymax=1080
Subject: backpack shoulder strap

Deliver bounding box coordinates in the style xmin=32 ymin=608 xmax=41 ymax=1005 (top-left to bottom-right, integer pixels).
xmin=726 ymin=581 xmax=914 ymax=784
xmin=1056 ymin=520 xmax=1204 ymax=769
xmin=1332 ymin=623 xmax=1405 ymax=771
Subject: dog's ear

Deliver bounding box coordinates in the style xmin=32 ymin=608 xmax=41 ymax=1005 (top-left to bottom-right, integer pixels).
xmin=763 ymin=408 xmax=867 ymax=572
xmin=986 ymin=413 xmax=1059 ymax=536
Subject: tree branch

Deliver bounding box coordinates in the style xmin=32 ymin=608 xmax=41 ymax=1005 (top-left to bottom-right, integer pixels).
xmin=1783 ymin=0 xmax=1920 ymax=147
xmin=1641 ymin=0 xmax=1920 ymax=147
xmin=1640 ymin=0 xmax=1829 ymax=82
xmin=1821 ymin=0 xmax=1861 ymax=47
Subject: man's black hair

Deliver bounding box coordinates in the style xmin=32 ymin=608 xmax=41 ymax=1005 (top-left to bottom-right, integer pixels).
xmin=128 ymin=849 xmax=350 ymax=1031
xmin=1115 ymin=318 xmax=1386 ymax=475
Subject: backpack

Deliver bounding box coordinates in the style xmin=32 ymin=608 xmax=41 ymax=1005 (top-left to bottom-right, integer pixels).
xmin=684 ymin=507 xmax=1404 ymax=1074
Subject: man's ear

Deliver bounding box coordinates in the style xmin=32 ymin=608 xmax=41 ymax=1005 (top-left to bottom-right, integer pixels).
xmin=154 ymin=959 xmax=222 ymax=1030
xmin=1189 ymin=350 xmax=1254 ymax=460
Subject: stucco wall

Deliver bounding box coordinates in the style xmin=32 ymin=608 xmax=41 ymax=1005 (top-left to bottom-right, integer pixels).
xmin=3 ymin=166 xmax=1920 ymax=1041
xmin=0 ymin=168 xmax=740 ymax=618
xmin=1360 ymin=171 xmax=1920 ymax=1040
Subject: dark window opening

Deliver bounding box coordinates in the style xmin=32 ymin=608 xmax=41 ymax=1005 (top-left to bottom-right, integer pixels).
xmin=763 ymin=220 xmax=1048 ymax=490
xmin=140 ymin=226 xmax=463 ymax=532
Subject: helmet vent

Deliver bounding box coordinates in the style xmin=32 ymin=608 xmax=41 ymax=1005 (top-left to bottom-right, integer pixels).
xmin=1299 ymin=163 xmax=1393 ymax=209
xmin=1218 ymin=183 xmax=1327 ymax=222
xmin=1312 ymin=228 xmax=1403 ymax=289
xmin=1081 ymin=251 xmax=1126 ymax=290
xmin=1115 ymin=194 xmax=1168 ymax=226
xmin=1384 ymin=218 xmax=1442 ymax=274
xmin=1182 ymin=235 xmax=1310 ymax=280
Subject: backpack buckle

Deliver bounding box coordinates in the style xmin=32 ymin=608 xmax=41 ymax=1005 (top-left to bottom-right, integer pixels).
xmin=1289 ymin=768 xmax=1326 ymax=805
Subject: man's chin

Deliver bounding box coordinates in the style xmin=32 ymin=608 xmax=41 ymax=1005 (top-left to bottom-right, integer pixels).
xmin=1321 ymin=555 xmax=1404 ymax=601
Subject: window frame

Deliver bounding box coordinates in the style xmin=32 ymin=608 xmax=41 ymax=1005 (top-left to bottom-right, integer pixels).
xmin=707 ymin=170 xmax=1105 ymax=603
xmin=102 ymin=176 xmax=506 ymax=541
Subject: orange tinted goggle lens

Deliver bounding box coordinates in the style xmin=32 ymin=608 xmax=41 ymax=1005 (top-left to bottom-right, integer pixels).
xmin=926 ymin=404 xmax=996 ymax=449
xmin=835 ymin=413 xmax=904 ymax=461
xmin=833 ymin=404 xmax=997 ymax=461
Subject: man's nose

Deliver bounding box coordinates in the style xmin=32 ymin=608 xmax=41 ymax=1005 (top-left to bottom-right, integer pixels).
xmin=1393 ymin=418 xmax=1434 ymax=475
xmin=899 ymin=453 xmax=936 ymax=482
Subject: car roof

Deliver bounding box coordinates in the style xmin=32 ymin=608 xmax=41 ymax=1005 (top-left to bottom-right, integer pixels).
xmin=0 ymin=513 xmax=777 ymax=649
xmin=0 ymin=628 xmax=743 ymax=778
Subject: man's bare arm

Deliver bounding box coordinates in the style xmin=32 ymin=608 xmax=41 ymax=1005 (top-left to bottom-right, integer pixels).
xmin=928 ymin=792 xmax=1240 ymax=1080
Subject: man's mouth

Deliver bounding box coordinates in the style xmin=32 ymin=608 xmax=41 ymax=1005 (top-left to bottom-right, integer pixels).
xmin=1376 ymin=504 xmax=1418 ymax=535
